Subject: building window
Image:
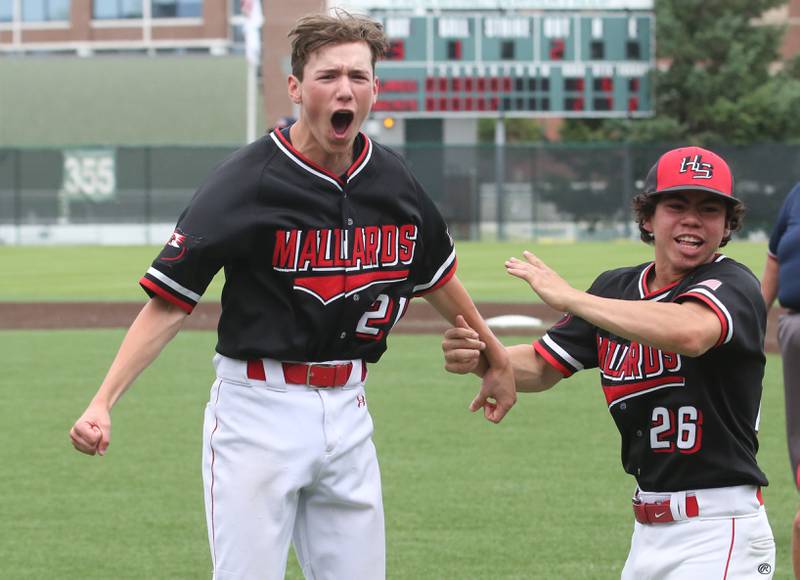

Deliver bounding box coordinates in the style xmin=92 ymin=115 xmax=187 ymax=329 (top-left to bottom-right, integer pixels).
xmin=93 ymin=0 xmax=143 ymax=19
xmin=152 ymin=0 xmax=202 ymax=18
xmin=22 ymin=0 xmax=71 ymax=21
xmin=0 ymin=0 xmax=12 ymax=22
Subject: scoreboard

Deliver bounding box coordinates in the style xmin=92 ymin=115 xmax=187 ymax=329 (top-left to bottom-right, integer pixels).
xmin=371 ymin=11 xmax=654 ymax=118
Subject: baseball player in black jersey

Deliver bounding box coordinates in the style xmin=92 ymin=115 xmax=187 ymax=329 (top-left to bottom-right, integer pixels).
xmin=70 ymin=11 xmax=515 ymax=580
xmin=443 ymin=146 xmax=776 ymax=578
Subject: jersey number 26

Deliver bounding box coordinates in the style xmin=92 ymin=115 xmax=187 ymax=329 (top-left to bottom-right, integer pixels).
xmin=650 ymin=406 xmax=703 ymax=454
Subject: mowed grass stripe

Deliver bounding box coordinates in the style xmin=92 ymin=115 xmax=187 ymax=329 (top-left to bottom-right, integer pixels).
xmin=1 ymin=330 xmax=793 ymax=579
xmin=0 ymin=241 xmax=769 ymax=302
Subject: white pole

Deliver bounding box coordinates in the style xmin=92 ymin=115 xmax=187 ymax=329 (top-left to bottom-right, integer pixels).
xmin=143 ymin=0 xmax=153 ymax=55
xmin=242 ymin=0 xmax=264 ymax=143
xmin=12 ymin=0 xmax=21 ymax=49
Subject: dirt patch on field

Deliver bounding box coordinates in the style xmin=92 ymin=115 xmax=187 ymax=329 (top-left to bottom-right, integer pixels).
xmin=0 ymin=301 xmax=783 ymax=353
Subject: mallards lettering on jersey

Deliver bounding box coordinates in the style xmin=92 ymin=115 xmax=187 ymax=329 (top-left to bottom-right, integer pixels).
xmin=138 ymin=129 xmax=456 ymax=363
xmin=534 ymin=256 xmax=768 ymax=491
xmin=596 ymin=338 xmax=683 ymax=407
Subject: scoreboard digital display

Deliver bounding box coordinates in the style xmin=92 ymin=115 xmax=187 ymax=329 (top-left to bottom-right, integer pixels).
xmin=371 ymin=11 xmax=654 ymax=118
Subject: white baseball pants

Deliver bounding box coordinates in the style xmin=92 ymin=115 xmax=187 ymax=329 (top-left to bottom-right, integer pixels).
xmin=622 ymin=485 xmax=775 ymax=579
xmin=202 ymin=355 xmax=385 ymax=580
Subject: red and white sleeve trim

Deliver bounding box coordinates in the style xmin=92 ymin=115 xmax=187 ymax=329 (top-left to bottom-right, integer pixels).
xmin=677 ymin=288 xmax=733 ymax=346
xmin=412 ymin=249 xmax=457 ymax=296
xmin=139 ymin=267 xmax=200 ymax=313
xmin=533 ymin=334 xmax=583 ymax=377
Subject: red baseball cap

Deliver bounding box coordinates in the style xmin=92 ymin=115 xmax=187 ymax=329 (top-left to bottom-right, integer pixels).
xmin=643 ymin=146 xmax=739 ymax=203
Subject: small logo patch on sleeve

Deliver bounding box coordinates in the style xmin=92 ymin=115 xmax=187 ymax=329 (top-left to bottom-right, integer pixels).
xmin=697 ymin=279 xmax=722 ymax=291
xmin=159 ymin=229 xmax=199 ymax=262
xmin=167 ymin=231 xmax=186 ymax=249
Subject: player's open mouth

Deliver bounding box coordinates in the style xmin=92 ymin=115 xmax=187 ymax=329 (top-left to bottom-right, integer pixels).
xmin=675 ymin=234 xmax=703 ymax=248
xmin=331 ymin=111 xmax=354 ymax=138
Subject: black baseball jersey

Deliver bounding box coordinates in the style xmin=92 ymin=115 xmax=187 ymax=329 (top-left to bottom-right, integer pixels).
xmin=535 ymin=255 xmax=768 ymax=491
xmin=139 ymin=129 xmax=456 ymax=363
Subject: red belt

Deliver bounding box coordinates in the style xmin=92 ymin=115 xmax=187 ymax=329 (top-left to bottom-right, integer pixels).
xmin=632 ymin=495 xmax=699 ymax=524
xmin=246 ymin=360 xmax=353 ymax=388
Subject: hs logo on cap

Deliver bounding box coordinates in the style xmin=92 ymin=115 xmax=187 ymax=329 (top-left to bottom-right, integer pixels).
xmin=679 ymin=155 xmax=713 ymax=179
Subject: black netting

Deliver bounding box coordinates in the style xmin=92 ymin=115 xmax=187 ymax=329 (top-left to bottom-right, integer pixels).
xmin=1 ymin=144 xmax=798 ymax=242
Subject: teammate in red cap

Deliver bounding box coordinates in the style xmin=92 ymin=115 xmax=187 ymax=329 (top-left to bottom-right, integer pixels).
xmin=443 ymin=146 xmax=776 ymax=578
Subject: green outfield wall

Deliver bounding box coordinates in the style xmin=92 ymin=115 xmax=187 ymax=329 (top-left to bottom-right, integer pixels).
xmin=0 ymin=55 xmax=265 ymax=147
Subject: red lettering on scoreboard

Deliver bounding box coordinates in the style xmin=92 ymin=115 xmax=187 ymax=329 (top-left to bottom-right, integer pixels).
xmin=373 ymin=99 xmax=419 ymax=111
xmin=380 ymin=79 xmax=419 ymax=93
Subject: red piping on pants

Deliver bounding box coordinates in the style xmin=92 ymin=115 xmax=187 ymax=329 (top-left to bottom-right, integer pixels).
xmin=722 ymin=518 xmax=736 ymax=579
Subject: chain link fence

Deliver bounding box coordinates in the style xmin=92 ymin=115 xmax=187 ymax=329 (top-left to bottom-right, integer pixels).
xmin=1 ymin=143 xmax=798 ymax=245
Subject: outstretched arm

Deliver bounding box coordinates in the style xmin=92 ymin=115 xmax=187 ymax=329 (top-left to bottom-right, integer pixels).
xmin=506 ymin=251 xmax=722 ymax=357
xmin=442 ymin=316 xmax=562 ymax=392
xmin=70 ymin=296 xmax=188 ymax=456
xmin=760 ymin=254 xmax=779 ymax=311
xmin=425 ymin=275 xmax=516 ymax=423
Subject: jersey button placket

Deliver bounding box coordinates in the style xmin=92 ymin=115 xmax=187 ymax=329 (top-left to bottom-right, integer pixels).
xmin=338 ymin=187 xmax=356 ymax=347
xmin=339 ymin=189 xmax=355 ymax=340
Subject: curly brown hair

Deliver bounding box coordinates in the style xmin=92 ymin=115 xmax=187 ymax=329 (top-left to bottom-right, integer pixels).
xmin=289 ymin=10 xmax=388 ymax=80
xmin=631 ymin=193 xmax=745 ymax=247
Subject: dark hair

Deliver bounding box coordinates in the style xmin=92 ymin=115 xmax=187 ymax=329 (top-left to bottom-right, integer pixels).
xmin=631 ymin=193 xmax=745 ymax=247
xmin=289 ymin=10 xmax=388 ymax=80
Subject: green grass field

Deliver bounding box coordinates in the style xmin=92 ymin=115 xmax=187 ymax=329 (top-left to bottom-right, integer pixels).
xmin=1 ymin=331 xmax=795 ymax=579
xmin=0 ymin=240 xmax=770 ymax=302
xmin=1 ymin=240 xmax=792 ymax=579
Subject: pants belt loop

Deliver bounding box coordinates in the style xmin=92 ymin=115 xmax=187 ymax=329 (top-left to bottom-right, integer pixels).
xmin=305 ymin=364 xmax=313 ymax=386
xmin=669 ymin=491 xmax=687 ymax=521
